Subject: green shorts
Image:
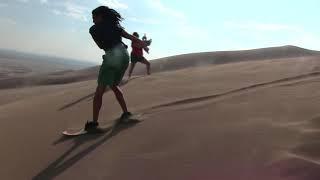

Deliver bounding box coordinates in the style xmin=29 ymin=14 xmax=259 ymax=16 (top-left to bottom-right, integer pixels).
xmin=130 ymin=54 xmax=145 ymax=63
xmin=98 ymin=44 xmax=129 ymax=87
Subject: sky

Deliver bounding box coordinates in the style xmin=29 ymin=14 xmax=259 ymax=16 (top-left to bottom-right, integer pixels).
xmin=0 ymin=0 xmax=319 ymax=63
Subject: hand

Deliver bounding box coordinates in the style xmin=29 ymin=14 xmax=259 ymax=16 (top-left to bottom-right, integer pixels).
xmin=145 ymin=39 xmax=152 ymax=46
xmin=144 ymin=47 xmax=150 ymax=53
xmin=134 ymin=39 xmax=150 ymax=48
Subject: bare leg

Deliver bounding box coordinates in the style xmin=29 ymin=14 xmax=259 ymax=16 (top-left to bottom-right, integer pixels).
xmin=93 ymin=85 xmax=106 ymax=122
xmin=141 ymin=58 xmax=151 ymax=75
xmin=111 ymin=85 xmax=128 ymax=113
xmin=128 ymin=62 xmax=136 ymax=78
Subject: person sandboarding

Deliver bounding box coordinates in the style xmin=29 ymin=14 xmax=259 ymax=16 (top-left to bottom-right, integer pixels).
xmin=83 ymin=6 xmax=150 ymax=131
xmin=128 ymin=32 xmax=152 ymax=78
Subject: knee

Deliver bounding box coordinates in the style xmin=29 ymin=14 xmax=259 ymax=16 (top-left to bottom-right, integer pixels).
xmin=112 ymin=86 xmax=123 ymax=96
xmin=94 ymin=90 xmax=104 ymax=100
xmin=94 ymin=93 xmax=101 ymax=101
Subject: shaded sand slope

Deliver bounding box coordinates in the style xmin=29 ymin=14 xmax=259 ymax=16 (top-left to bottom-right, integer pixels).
xmin=1 ymin=45 xmax=319 ymax=89
xmin=2 ymin=56 xmax=320 ymax=179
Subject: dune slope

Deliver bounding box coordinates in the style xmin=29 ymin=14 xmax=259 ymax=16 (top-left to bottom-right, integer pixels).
xmin=1 ymin=55 xmax=320 ymax=179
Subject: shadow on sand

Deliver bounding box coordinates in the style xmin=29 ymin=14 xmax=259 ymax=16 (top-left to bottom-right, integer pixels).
xmin=58 ymin=76 xmax=144 ymax=111
xmin=32 ymin=119 xmax=141 ymax=180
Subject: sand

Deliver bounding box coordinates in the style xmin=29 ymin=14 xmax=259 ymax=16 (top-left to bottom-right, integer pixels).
xmin=1 ymin=46 xmax=320 ymax=179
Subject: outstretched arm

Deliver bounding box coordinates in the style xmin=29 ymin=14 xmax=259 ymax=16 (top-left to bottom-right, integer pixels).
xmin=122 ymin=30 xmax=139 ymax=42
xmin=122 ymin=30 xmax=149 ymax=48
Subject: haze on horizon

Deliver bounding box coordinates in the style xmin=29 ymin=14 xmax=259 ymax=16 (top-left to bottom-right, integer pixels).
xmin=0 ymin=0 xmax=319 ymax=63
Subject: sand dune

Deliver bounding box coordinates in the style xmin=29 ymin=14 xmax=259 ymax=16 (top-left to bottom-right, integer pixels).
xmin=131 ymin=45 xmax=320 ymax=75
xmin=1 ymin=47 xmax=320 ymax=179
xmin=1 ymin=45 xmax=319 ymax=89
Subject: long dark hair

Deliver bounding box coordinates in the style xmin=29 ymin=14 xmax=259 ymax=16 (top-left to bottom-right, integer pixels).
xmin=92 ymin=6 xmax=123 ymax=27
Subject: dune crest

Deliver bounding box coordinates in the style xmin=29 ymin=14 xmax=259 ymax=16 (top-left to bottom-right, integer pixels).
xmin=0 ymin=45 xmax=319 ymax=90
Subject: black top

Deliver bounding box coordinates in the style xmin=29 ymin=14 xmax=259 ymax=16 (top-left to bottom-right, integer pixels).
xmin=89 ymin=22 xmax=123 ymax=51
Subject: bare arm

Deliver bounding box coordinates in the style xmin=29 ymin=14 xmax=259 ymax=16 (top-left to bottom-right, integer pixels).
xmin=122 ymin=30 xmax=149 ymax=48
xmin=122 ymin=30 xmax=140 ymax=42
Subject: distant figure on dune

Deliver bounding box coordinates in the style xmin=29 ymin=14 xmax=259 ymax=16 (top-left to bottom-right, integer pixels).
xmin=128 ymin=32 xmax=152 ymax=78
xmin=86 ymin=6 xmax=150 ymax=130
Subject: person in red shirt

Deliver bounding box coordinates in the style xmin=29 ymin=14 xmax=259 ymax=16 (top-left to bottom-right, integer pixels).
xmin=128 ymin=32 xmax=151 ymax=78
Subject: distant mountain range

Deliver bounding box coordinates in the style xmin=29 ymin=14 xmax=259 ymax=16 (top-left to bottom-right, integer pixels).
xmin=0 ymin=49 xmax=97 ymax=70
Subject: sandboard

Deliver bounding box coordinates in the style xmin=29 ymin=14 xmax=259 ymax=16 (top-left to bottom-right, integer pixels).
xmin=62 ymin=113 xmax=144 ymax=136
xmin=62 ymin=124 xmax=113 ymax=136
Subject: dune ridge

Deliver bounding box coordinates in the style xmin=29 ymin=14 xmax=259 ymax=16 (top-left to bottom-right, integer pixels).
xmin=0 ymin=45 xmax=319 ymax=90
